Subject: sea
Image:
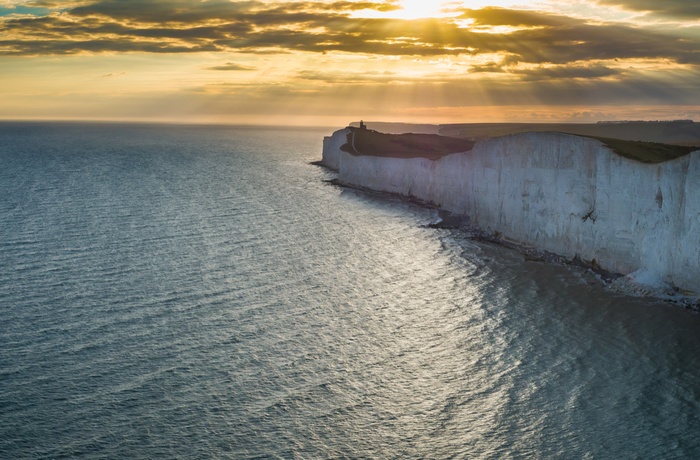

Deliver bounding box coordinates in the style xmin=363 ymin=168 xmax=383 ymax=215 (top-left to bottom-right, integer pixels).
xmin=1 ymin=122 xmax=700 ymax=459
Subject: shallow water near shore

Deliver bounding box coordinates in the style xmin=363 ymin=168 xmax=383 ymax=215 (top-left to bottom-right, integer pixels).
xmin=2 ymin=122 xmax=700 ymax=458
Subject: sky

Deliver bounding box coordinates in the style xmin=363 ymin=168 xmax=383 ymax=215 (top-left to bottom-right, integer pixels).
xmin=1 ymin=0 xmax=699 ymax=126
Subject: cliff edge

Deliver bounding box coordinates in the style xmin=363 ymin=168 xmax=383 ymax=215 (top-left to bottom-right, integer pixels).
xmin=322 ymin=128 xmax=700 ymax=296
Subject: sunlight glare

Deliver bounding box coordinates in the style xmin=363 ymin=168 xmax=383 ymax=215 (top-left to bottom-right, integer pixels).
xmin=372 ymin=1 xmax=534 ymax=20
xmin=395 ymin=0 xmax=446 ymax=19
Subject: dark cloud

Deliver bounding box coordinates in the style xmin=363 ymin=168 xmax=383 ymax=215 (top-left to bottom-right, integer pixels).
xmin=206 ymin=62 xmax=255 ymax=71
xmin=594 ymin=0 xmax=700 ymax=19
xmin=1 ymin=1 xmax=698 ymax=71
xmin=0 ymin=37 xmax=218 ymax=54
xmin=69 ymin=0 xmax=261 ymax=23
xmin=468 ymin=62 xmax=505 ymax=73
xmin=516 ymin=64 xmax=621 ymax=81
xmin=67 ymin=0 xmax=397 ymax=23
xmin=461 ymin=7 xmax=575 ymax=27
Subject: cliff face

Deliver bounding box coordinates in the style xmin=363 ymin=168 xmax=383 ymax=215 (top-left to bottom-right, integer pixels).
xmin=321 ymin=128 xmax=350 ymax=171
xmin=322 ymin=129 xmax=700 ymax=294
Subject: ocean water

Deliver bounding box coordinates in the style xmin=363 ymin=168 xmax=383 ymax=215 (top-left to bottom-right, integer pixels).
xmin=1 ymin=122 xmax=700 ymax=459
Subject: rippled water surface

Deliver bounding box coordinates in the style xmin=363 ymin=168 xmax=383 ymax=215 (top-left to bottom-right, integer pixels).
xmin=2 ymin=122 xmax=700 ymax=458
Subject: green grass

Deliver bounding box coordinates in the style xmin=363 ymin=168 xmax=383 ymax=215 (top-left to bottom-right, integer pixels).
xmin=438 ymin=122 xmax=700 ymax=163
xmin=589 ymin=136 xmax=699 ymax=163
xmin=341 ymin=128 xmax=475 ymax=160
xmin=339 ymin=126 xmax=699 ymax=164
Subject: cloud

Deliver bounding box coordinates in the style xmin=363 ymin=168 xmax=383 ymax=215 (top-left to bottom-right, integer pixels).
xmin=206 ymin=61 xmax=255 ymax=71
xmin=296 ymin=68 xmax=399 ymax=83
xmin=515 ymin=64 xmax=622 ymax=81
xmin=594 ymin=0 xmax=700 ymax=19
xmin=461 ymin=7 xmax=575 ymax=28
xmin=67 ymin=0 xmax=397 ymax=23
xmin=68 ymin=0 xmax=258 ymax=23
xmin=0 ymin=0 xmax=697 ymax=71
xmin=189 ymin=60 xmax=700 ymax=109
xmin=468 ymin=62 xmax=505 ymax=73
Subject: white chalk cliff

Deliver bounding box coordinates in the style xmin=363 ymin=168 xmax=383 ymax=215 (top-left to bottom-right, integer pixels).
xmin=322 ymin=128 xmax=700 ymax=294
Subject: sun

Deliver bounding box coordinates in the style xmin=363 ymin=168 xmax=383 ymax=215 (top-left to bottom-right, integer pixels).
xmin=389 ymin=1 xmax=536 ymax=19
xmin=393 ymin=0 xmax=450 ymax=19
xmin=348 ymin=0 xmax=456 ymax=20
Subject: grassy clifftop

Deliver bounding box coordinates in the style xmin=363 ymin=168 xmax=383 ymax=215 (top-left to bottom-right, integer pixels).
xmin=438 ymin=120 xmax=700 ymax=147
xmin=588 ymin=136 xmax=699 ymax=163
xmin=341 ymin=125 xmax=699 ymax=164
xmin=436 ymin=121 xmax=699 ymax=163
xmin=341 ymin=128 xmax=475 ymax=160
